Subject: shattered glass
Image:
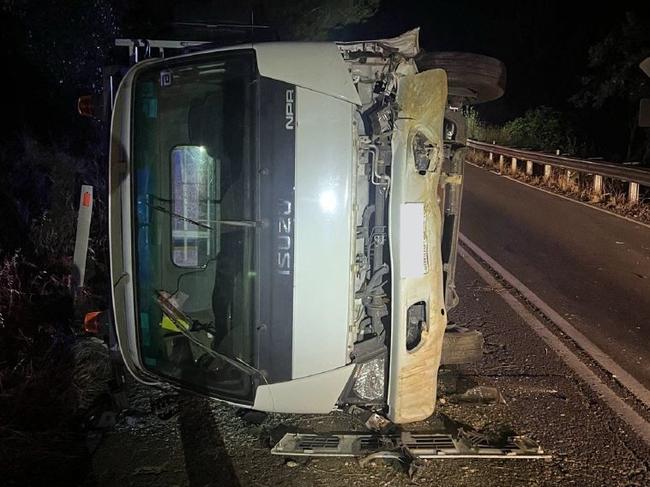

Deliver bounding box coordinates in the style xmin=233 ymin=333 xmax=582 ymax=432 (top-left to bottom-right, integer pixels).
xmin=352 ymin=357 xmax=385 ymax=401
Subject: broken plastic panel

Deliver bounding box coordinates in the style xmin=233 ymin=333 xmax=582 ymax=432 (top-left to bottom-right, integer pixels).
xmin=272 ymin=431 xmax=550 ymax=460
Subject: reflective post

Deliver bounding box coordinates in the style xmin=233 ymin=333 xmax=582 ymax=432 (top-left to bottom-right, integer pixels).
xmin=629 ymin=182 xmax=640 ymax=204
xmin=526 ymin=160 xmax=533 ymax=176
xmin=73 ymin=185 xmax=93 ymax=291
xmin=593 ymin=174 xmax=603 ymax=195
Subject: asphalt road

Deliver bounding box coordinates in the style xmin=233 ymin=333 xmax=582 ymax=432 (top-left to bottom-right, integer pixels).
xmin=87 ymin=258 xmax=650 ymax=486
xmin=461 ymin=163 xmax=650 ymax=389
xmin=72 ymin=161 xmax=650 ymax=487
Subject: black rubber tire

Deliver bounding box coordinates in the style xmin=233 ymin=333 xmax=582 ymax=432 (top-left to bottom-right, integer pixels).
xmin=415 ymin=51 xmax=506 ymax=104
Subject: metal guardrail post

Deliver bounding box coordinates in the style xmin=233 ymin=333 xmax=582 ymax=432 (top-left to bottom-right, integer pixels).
xmin=629 ymin=182 xmax=640 ymax=204
xmin=466 ymin=140 xmax=650 ymax=203
xmin=593 ymin=175 xmax=603 ymax=195
xmin=488 ymin=141 xmax=496 ymax=161
xmin=544 ymin=165 xmax=552 ymax=181
xmin=566 ymin=170 xmax=575 ymax=188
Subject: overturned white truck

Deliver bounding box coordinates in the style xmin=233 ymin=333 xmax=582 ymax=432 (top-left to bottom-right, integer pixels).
xmin=105 ymin=28 xmax=505 ymax=423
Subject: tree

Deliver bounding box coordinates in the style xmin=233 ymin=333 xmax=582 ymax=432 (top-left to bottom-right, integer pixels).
xmin=257 ymin=0 xmax=380 ymax=40
xmin=572 ymin=12 xmax=650 ymax=163
xmin=122 ymin=0 xmax=380 ymax=41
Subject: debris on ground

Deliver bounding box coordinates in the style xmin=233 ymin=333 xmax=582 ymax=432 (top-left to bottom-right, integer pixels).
xmin=86 ymin=261 xmax=650 ymax=487
xmin=448 ymin=385 xmax=504 ymax=404
xmin=150 ymin=393 xmax=181 ymax=421
xmin=359 ymin=445 xmax=424 ymax=480
xmin=365 ymin=412 xmax=393 ymax=433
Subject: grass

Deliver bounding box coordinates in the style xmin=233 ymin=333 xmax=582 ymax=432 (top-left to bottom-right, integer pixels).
xmin=0 ymin=137 xmax=110 ymax=485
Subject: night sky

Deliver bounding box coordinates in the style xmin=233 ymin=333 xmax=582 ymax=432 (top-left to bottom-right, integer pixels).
xmin=339 ymin=1 xmax=649 ymax=123
xmin=1 ymin=1 xmax=649 ymax=150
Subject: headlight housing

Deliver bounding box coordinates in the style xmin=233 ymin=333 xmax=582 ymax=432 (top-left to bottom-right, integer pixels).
xmin=352 ymin=356 xmax=385 ymax=401
xmin=338 ymin=353 xmax=387 ymax=405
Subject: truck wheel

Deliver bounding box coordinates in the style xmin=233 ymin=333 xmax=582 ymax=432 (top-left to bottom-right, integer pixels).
xmin=415 ymin=51 xmax=506 ymax=104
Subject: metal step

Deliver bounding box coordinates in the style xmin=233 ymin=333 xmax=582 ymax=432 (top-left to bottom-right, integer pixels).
xmin=271 ymin=431 xmax=550 ymax=460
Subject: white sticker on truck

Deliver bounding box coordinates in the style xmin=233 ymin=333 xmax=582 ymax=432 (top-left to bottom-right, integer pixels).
xmin=399 ymin=203 xmax=426 ymax=278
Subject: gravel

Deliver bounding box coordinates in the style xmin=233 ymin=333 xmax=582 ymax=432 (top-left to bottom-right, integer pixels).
xmin=87 ymin=260 xmax=650 ymax=486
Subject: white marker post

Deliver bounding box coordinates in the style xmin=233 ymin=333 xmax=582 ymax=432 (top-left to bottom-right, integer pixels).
xmin=593 ymin=174 xmax=603 ymax=195
xmin=629 ymin=182 xmax=640 ymax=204
xmin=526 ymin=160 xmax=534 ymax=176
xmin=73 ymin=185 xmax=93 ymax=291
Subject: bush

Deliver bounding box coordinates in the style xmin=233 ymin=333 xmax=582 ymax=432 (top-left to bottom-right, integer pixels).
xmin=466 ymin=106 xmax=584 ymax=155
xmin=0 ymin=137 xmax=110 ymax=485
xmin=503 ymin=106 xmax=580 ymax=153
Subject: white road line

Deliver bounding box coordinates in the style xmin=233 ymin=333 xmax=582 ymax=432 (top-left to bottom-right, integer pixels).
xmin=465 ymin=161 xmax=650 ymax=231
xmin=458 ymin=243 xmax=650 ymax=447
xmin=459 ymin=233 xmax=650 ymax=407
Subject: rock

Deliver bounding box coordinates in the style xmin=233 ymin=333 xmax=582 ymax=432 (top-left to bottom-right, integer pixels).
xmin=449 ymin=385 xmax=503 ymax=404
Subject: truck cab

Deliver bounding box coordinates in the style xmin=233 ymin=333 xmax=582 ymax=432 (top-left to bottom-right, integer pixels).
xmin=107 ymin=29 xmax=501 ymax=423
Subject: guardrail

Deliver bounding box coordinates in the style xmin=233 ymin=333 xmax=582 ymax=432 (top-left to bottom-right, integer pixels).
xmin=467 ymin=139 xmax=650 ymax=203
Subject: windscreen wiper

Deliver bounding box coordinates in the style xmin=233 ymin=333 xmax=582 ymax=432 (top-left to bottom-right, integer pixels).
xmin=145 ymin=199 xmax=261 ymax=229
xmin=154 ymin=290 xmax=263 ymax=378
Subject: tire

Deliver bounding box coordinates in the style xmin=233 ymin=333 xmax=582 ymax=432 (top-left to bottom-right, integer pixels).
xmin=415 ymin=51 xmax=506 ymax=104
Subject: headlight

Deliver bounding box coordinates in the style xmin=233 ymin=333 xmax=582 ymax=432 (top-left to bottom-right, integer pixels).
xmin=351 ymin=356 xmax=385 ymax=402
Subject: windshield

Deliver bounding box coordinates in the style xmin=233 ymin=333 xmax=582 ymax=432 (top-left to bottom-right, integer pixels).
xmin=132 ymin=51 xmax=258 ymax=403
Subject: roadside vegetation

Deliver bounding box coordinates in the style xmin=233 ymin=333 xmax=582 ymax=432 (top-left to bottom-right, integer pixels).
xmin=0 ymin=138 xmax=111 ymax=483
xmin=466 ymin=106 xmax=586 ymax=156
xmin=469 ymin=12 xmax=650 ymax=166
xmin=465 ymin=13 xmax=650 ymax=222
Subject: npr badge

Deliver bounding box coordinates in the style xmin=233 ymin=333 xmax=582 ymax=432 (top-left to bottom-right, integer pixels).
xmin=160 ymin=70 xmax=173 ymax=87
